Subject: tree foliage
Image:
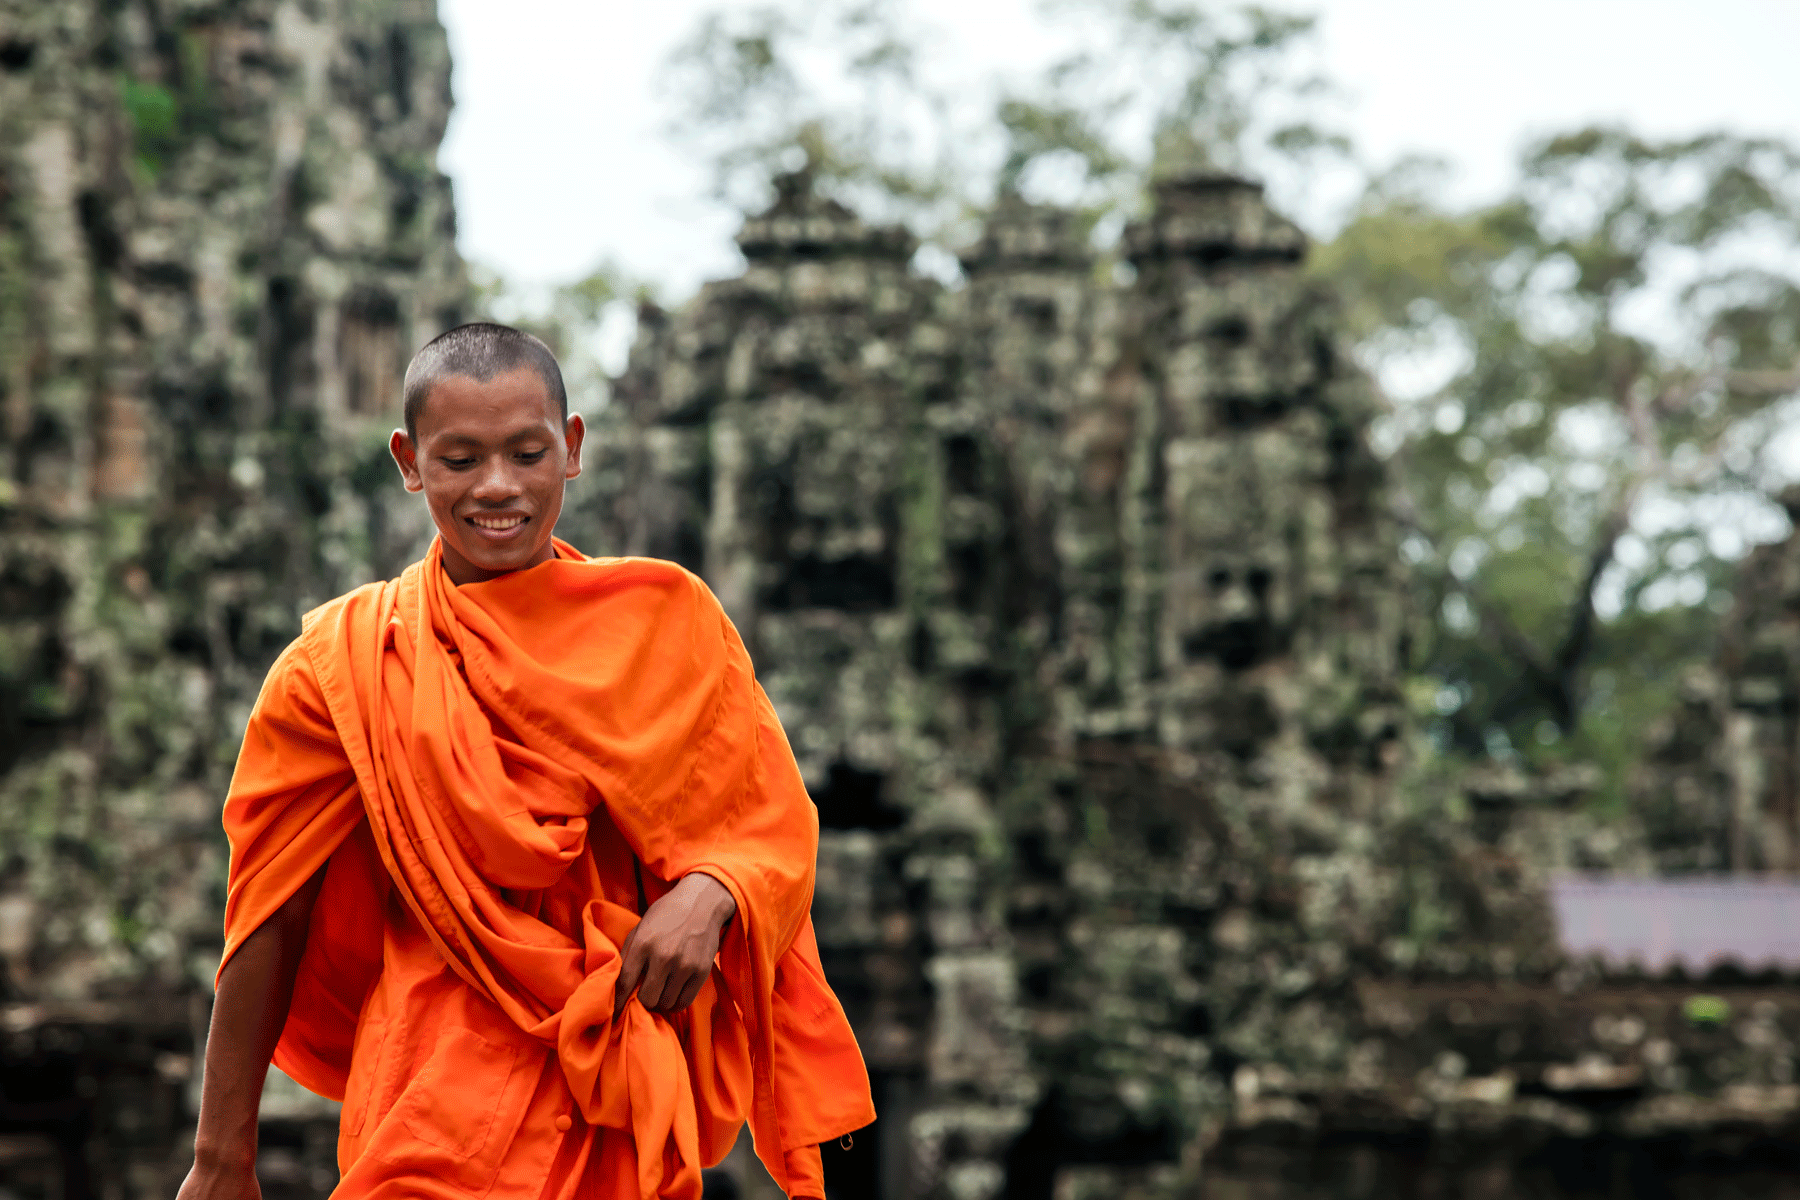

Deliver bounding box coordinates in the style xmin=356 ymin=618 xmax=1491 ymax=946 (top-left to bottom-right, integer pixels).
xmin=1317 ymin=133 xmax=1800 ymax=785
xmin=470 ymin=260 xmax=651 ymax=412
xmin=660 ymin=0 xmax=1346 ymax=246
xmin=1009 ymin=1 xmax=1348 ymax=194
xmin=662 ymin=2 xmax=961 ymax=227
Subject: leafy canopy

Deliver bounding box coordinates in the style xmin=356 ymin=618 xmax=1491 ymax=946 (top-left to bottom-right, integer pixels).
xmin=1317 ymin=131 xmax=1800 ymax=785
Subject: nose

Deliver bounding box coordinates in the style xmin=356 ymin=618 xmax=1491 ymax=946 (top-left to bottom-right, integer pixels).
xmin=1215 ymin=582 xmax=1254 ymax=621
xmin=1204 ymin=564 xmax=1255 ymax=621
xmin=470 ymin=455 xmax=521 ymax=503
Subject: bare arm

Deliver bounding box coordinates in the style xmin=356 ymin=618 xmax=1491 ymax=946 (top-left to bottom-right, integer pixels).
xmin=177 ymin=867 xmax=326 ymax=1200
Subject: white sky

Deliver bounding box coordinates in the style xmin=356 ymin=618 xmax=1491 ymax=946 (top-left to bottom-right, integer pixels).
xmin=437 ymin=0 xmax=1800 ymax=299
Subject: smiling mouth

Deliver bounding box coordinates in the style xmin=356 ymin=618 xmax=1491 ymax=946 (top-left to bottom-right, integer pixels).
xmin=468 ymin=514 xmax=528 ymax=532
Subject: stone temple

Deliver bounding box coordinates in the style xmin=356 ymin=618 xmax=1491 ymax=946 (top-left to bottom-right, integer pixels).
xmin=6 ymin=1 xmax=1800 ymax=1197
xmin=0 ymin=0 xmax=464 ymax=1191
xmin=572 ymin=167 xmax=1421 ymax=1198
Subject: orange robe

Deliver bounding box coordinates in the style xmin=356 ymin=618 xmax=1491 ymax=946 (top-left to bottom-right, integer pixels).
xmin=220 ymin=540 xmax=874 ymax=1198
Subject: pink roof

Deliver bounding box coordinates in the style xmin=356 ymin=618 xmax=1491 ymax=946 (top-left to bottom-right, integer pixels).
xmin=1550 ymin=877 xmax=1800 ymax=974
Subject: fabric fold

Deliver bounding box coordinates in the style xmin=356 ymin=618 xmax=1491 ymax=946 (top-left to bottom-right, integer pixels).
xmin=221 ymin=539 xmax=873 ymax=1197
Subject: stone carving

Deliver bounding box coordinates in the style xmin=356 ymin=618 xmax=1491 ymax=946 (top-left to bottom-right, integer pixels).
xmin=0 ymin=0 xmax=463 ymax=1190
xmin=1633 ymin=486 xmax=1800 ymax=874
xmin=573 ymin=172 xmax=1424 ymax=1199
xmin=5 ymin=0 xmax=1800 ymax=1192
xmin=581 ymin=173 xmax=1800 ymax=1200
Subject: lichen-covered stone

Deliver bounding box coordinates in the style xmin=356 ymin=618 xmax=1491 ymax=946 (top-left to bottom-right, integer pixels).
xmin=573 ymin=173 xmax=1419 ymax=1198
xmin=581 ymin=172 xmax=1800 ymax=1199
xmin=0 ymin=0 xmax=462 ymax=1190
xmin=1633 ymin=486 xmax=1800 ymax=873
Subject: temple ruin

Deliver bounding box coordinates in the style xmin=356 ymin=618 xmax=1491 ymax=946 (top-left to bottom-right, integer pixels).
xmin=5 ymin=1 xmax=1800 ymax=1197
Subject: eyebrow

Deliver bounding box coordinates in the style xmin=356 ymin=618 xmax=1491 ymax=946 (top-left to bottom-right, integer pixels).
xmin=430 ymin=426 xmax=554 ymax=448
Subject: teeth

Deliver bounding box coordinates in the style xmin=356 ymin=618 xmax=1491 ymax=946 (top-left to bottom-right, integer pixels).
xmin=471 ymin=516 xmax=524 ymax=530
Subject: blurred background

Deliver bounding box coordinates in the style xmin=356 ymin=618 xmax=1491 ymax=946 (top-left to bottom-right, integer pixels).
xmin=3 ymin=0 xmax=1800 ymax=1196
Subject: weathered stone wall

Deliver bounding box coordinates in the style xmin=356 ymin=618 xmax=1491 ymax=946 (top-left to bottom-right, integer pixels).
xmin=1632 ymin=486 xmax=1800 ymax=874
xmin=0 ymin=0 xmax=462 ymax=1190
xmin=583 ymin=174 xmax=1800 ymax=1200
xmin=577 ymin=173 xmax=1439 ymax=1199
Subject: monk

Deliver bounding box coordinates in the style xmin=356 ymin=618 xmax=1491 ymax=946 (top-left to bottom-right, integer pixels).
xmin=176 ymin=323 xmax=873 ymax=1199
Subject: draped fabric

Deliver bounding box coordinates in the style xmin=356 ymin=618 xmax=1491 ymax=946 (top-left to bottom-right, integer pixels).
xmin=220 ymin=541 xmax=874 ymax=1197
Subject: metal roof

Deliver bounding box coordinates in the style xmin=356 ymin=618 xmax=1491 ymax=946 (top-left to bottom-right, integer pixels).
xmin=1550 ymin=876 xmax=1800 ymax=974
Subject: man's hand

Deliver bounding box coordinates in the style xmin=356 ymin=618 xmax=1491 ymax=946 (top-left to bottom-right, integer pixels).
xmin=174 ymin=1153 xmax=261 ymax=1200
xmin=614 ymin=872 xmax=737 ymax=1018
xmin=176 ymin=865 xmax=323 ymax=1199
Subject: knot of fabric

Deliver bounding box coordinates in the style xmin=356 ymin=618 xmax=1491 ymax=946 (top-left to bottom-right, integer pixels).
xmin=553 ymin=899 xmax=702 ymax=1200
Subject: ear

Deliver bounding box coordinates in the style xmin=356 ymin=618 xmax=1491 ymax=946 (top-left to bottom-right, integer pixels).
xmin=390 ymin=428 xmax=424 ymax=493
xmin=563 ymin=413 xmax=585 ymax=481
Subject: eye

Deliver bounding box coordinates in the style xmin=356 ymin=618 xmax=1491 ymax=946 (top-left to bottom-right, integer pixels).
xmin=441 ymin=456 xmax=476 ymax=469
xmin=517 ymin=449 xmax=548 ymax=463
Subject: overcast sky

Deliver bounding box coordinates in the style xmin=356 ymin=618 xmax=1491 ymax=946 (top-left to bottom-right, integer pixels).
xmin=437 ymin=0 xmax=1800 ymax=301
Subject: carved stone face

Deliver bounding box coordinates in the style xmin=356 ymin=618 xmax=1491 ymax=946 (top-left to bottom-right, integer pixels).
xmin=1191 ymin=558 xmax=1278 ymax=669
xmin=1160 ymin=437 xmax=1294 ymax=675
xmin=746 ymin=398 xmax=901 ymax=615
xmin=1167 ymin=553 xmax=1289 ymax=673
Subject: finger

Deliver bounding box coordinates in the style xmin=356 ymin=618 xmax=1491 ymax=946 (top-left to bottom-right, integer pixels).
xmin=653 ymin=963 xmax=698 ymax=1014
xmin=613 ymin=973 xmax=636 ymax=1020
xmin=614 ymin=931 xmax=645 ymax=1019
xmin=650 ymin=952 xmax=703 ymax=1013
xmin=638 ymin=948 xmax=675 ymax=1013
xmin=669 ymin=969 xmax=707 ymax=1014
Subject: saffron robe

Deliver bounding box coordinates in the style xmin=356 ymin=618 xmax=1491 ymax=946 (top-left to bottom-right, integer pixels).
xmin=219 ymin=540 xmax=874 ymax=1198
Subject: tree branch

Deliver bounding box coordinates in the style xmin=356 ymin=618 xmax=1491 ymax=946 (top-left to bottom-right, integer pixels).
xmin=1724 ymin=364 xmax=1800 ymax=398
xmin=1652 ymin=358 xmax=1800 ymax=416
xmin=1549 ymin=483 xmax=1640 ymax=727
xmin=1376 ymin=355 xmax=1799 ymax=743
xmin=1388 ymin=486 xmax=1561 ymax=700
xmin=1539 ymin=359 xmax=1797 ymax=730
xmin=1534 ymin=370 xmax=1661 ymax=730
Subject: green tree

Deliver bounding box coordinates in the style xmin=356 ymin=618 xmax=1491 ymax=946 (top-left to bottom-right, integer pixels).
xmin=1315 ymin=131 xmax=1800 ymax=786
xmin=661 ymin=0 xmax=1344 ymax=249
xmin=996 ymin=1 xmax=1349 ymax=206
xmin=470 ymin=260 xmax=650 ymax=412
xmin=662 ymin=2 xmax=961 ymax=229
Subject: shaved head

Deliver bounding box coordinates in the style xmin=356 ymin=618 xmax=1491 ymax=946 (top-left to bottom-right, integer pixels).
xmin=403 ymin=322 xmax=566 ymax=440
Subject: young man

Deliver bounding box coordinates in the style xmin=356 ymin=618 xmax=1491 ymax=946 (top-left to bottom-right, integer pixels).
xmin=178 ymin=324 xmax=872 ymax=1199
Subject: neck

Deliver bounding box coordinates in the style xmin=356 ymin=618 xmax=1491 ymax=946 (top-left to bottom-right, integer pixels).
xmin=437 ymin=539 xmax=557 ymax=586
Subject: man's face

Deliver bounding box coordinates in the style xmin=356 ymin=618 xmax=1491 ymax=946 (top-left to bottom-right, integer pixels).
xmin=389 ymin=366 xmax=585 ymax=585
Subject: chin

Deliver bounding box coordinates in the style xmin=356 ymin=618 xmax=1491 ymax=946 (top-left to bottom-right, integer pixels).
xmin=472 ymin=546 xmax=538 ymax=573
xmin=450 ymin=536 xmax=545 ymax=578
